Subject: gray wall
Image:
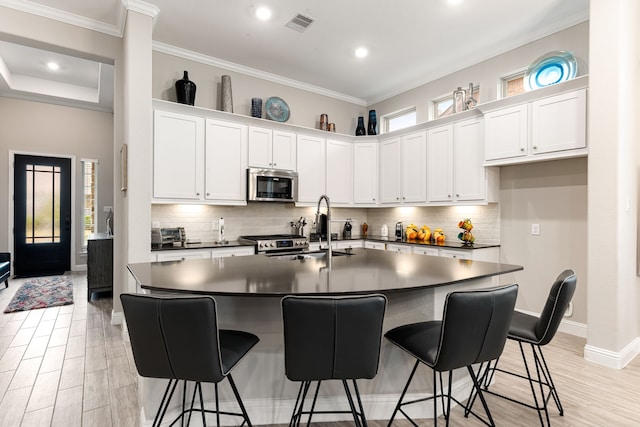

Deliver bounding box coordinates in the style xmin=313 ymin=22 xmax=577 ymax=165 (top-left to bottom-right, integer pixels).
xmin=370 ymin=22 xmax=589 ymax=124
xmin=0 ymin=98 xmax=114 ymax=268
xmin=152 ymin=52 xmax=366 ymax=135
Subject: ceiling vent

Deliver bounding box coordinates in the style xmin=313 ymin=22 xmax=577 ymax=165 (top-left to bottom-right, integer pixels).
xmin=285 ymin=12 xmax=315 ymax=32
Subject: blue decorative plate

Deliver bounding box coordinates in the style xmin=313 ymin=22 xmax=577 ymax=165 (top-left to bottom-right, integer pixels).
xmin=265 ymin=97 xmax=290 ymax=122
xmin=524 ymin=51 xmax=577 ymax=91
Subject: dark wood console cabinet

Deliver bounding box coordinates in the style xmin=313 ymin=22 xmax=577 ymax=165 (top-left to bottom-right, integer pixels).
xmin=87 ymin=234 xmax=113 ymax=301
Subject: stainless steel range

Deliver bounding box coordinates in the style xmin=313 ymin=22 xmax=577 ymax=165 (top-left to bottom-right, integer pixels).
xmin=239 ymin=234 xmax=308 ymax=254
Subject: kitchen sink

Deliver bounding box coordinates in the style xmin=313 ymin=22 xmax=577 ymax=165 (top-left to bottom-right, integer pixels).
xmin=267 ymin=250 xmax=354 ymax=261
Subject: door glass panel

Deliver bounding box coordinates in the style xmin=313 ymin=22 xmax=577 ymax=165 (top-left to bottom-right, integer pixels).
xmin=25 ymin=164 xmax=61 ymax=244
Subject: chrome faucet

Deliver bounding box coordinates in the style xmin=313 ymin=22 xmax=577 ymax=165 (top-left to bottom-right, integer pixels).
xmin=315 ymin=195 xmax=332 ymax=268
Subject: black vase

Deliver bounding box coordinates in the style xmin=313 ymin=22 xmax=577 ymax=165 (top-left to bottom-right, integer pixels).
xmin=367 ymin=110 xmax=377 ymax=135
xmin=175 ymin=71 xmax=196 ymax=105
xmin=355 ymin=116 xmax=366 ymax=136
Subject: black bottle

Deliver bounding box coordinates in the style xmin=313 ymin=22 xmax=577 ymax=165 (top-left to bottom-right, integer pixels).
xmin=367 ymin=110 xmax=377 ymax=135
xmin=175 ymin=71 xmax=196 ymax=105
xmin=355 ymin=116 xmax=366 ymax=136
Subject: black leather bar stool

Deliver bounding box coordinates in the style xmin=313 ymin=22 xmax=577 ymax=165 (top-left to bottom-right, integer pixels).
xmin=120 ymin=293 xmax=259 ymax=427
xmin=385 ymin=284 xmax=518 ymax=427
xmin=281 ymin=294 xmax=387 ymax=426
xmin=472 ymin=269 xmax=577 ymax=426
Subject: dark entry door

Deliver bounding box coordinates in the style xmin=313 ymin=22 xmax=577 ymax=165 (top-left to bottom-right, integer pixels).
xmin=14 ymin=154 xmax=72 ymax=277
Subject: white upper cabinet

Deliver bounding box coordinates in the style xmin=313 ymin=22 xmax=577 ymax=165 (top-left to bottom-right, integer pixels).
xmin=353 ymin=142 xmax=378 ymax=205
xmin=428 ymin=118 xmax=488 ymax=203
xmin=325 ymin=139 xmax=353 ymax=204
xmin=530 ymin=89 xmax=586 ymax=155
xmin=426 ymin=124 xmax=454 ymax=202
xmin=380 ymin=131 xmax=427 ymax=205
xmin=454 ymin=118 xmax=486 ymax=201
xmin=402 ymin=131 xmax=428 ymax=203
xmin=484 ymin=88 xmax=587 ymax=165
xmin=248 ymin=126 xmax=296 ymax=170
xmin=204 ymin=119 xmax=248 ymax=203
xmin=379 ymin=137 xmax=402 ymax=204
xmin=153 ymin=110 xmax=205 ymax=200
xmin=484 ymin=104 xmax=528 ymax=161
xmin=296 ymin=134 xmax=326 ymax=204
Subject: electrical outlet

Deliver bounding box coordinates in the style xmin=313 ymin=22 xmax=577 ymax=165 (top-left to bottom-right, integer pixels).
xmin=212 ymin=219 xmax=219 ymax=231
xmin=565 ymin=302 xmax=573 ymax=317
xmin=151 ymin=221 xmax=160 ymax=228
xmin=531 ymin=223 xmax=540 ymax=235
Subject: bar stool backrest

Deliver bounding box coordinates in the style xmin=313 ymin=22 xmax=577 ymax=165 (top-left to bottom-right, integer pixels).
xmin=433 ymin=284 xmax=518 ymax=372
xmin=282 ymin=294 xmax=387 ymax=381
xmin=535 ymin=269 xmax=577 ymax=346
xmin=121 ymin=294 xmax=225 ymax=383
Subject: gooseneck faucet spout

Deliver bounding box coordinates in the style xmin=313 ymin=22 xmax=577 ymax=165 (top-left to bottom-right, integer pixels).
xmin=316 ymin=195 xmax=332 ymax=268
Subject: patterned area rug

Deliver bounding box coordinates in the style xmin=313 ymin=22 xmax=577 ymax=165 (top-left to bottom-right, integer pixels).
xmin=4 ymin=276 xmax=74 ymax=313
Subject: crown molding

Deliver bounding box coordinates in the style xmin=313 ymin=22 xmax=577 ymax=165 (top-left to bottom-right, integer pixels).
xmin=122 ymin=0 xmax=159 ymax=20
xmin=0 ymin=0 xmax=123 ymax=37
xmin=153 ymin=41 xmax=367 ymax=107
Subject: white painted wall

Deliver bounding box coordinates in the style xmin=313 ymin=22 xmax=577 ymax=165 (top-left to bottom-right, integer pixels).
xmin=585 ymin=0 xmax=640 ymax=366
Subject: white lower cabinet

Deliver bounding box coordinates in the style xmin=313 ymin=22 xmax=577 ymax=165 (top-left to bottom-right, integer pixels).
xmin=412 ymin=246 xmax=439 ymax=256
xmin=364 ymin=241 xmax=386 ymax=251
xmin=385 ymin=243 xmax=412 ymax=254
xmin=155 ymin=249 xmax=211 ymax=262
xmin=438 ymin=249 xmax=472 ymax=260
xmin=335 ymin=240 xmax=364 ymax=250
xmin=211 ymin=246 xmax=255 ymax=258
xmin=154 ymin=246 xmax=255 ymax=262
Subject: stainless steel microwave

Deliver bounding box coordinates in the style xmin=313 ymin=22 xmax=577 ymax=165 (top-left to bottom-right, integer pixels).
xmin=247 ymin=168 xmax=298 ymax=202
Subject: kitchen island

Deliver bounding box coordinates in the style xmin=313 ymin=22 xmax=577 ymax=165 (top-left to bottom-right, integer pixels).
xmin=127 ymin=249 xmax=522 ymax=425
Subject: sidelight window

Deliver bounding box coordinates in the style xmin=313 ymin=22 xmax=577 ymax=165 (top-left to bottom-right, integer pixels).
xmin=82 ymin=159 xmax=98 ymax=250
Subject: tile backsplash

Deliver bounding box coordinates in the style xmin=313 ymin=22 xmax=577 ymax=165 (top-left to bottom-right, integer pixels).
xmin=151 ymin=203 xmax=500 ymax=244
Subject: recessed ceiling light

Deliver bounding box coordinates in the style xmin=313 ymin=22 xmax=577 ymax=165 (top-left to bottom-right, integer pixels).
xmin=355 ymin=47 xmax=369 ymax=59
xmin=448 ymin=0 xmax=463 ymax=5
xmin=47 ymin=61 xmax=60 ymax=71
xmin=255 ymin=6 xmax=272 ymax=21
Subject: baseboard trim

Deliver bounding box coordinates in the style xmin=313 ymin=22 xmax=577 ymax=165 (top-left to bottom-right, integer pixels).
xmin=516 ymin=309 xmax=587 ymax=338
xmin=110 ymin=310 xmax=123 ymax=326
xmin=584 ymin=337 xmax=640 ymax=370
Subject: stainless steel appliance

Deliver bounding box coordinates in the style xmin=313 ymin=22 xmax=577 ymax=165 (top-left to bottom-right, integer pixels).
xmin=247 ymin=168 xmax=298 ymax=202
xmin=151 ymin=227 xmax=186 ymax=248
xmin=238 ymin=234 xmax=308 ymax=254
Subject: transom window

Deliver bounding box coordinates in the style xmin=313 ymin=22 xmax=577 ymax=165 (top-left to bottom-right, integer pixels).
xmin=501 ymin=71 xmax=526 ymax=98
xmin=382 ymin=108 xmax=417 ymax=133
xmin=433 ymin=86 xmax=480 ymax=120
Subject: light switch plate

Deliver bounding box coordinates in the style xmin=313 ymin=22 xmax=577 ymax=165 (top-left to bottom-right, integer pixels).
xmin=531 ymin=223 xmax=540 ymax=235
xmin=103 ymin=206 xmax=113 ymax=213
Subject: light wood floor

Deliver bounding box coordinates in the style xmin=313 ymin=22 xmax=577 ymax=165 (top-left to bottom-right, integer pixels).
xmin=0 ymin=272 xmax=639 ymax=426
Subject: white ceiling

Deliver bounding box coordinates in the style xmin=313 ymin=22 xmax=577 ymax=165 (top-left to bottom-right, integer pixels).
xmin=0 ymin=0 xmax=589 ymax=110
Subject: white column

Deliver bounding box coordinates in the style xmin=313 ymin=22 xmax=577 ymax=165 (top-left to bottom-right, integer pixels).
xmin=114 ymin=1 xmax=158 ymax=318
xmin=586 ymin=0 xmax=640 ymax=368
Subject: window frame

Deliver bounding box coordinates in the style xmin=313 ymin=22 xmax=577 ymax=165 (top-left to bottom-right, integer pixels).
xmin=432 ymin=85 xmax=480 ymax=120
xmin=500 ymin=68 xmax=527 ymax=99
xmin=381 ymin=107 xmax=417 ymax=134
xmin=81 ymin=158 xmax=98 ymax=252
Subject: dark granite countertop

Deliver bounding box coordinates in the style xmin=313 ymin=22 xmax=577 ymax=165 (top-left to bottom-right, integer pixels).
xmin=151 ymin=237 xmax=499 ymax=252
xmin=362 ymin=235 xmax=500 ymax=250
xmin=128 ymin=248 xmax=522 ymax=297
